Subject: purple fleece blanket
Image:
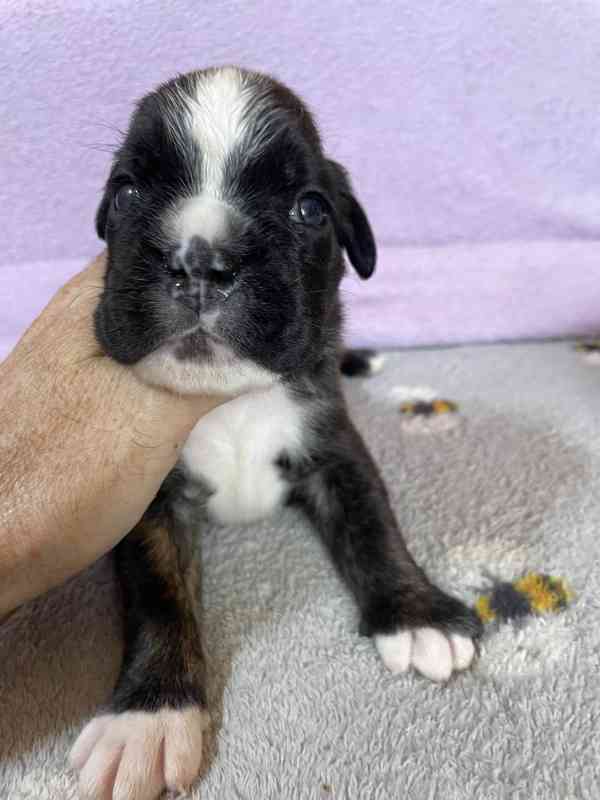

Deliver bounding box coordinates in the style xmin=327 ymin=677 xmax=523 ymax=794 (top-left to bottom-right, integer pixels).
xmin=2 ymin=0 xmax=600 ymax=357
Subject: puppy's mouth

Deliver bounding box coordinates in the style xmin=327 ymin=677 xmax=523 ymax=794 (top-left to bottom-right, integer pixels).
xmin=148 ymin=285 xmax=229 ymax=361
xmin=171 ymin=326 xmax=219 ymax=362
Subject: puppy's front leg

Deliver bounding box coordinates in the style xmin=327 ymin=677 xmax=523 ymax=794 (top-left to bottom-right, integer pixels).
xmin=297 ymin=420 xmax=482 ymax=682
xmin=70 ymin=492 xmax=208 ymax=800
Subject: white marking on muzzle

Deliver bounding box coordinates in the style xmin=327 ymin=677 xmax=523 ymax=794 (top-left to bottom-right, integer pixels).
xmin=176 ymin=195 xmax=231 ymax=248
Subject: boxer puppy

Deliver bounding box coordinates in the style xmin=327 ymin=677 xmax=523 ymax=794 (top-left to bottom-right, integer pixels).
xmin=70 ymin=66 xmax=481 ymax=800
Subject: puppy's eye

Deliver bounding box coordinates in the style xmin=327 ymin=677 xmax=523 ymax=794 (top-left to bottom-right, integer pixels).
xmin=291 ymin=193 xmax=328 ymax=227
xmin=113 ymin=184 xmax=138 ymax=213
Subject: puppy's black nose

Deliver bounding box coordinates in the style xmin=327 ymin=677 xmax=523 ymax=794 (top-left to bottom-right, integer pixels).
xmin=169 ymin=236 xmax=237 ymax=311
xmin=175 ymin=235 xmax=214 ymax=277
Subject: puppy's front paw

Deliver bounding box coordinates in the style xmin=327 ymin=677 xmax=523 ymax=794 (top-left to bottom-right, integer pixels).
xmin=69 ymin=706 xmax=209 ymax=800
xmin=375 ymin=627 xmax=476 ymax=682
xmin=372 ymin=592 xmax=482 ymax=682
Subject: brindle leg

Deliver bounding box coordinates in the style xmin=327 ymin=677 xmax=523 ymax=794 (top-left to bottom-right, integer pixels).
xmin=70 ymin=474 xmax=208 ymax=800
xmin=293 ymin=417 xmax=482 ymax=682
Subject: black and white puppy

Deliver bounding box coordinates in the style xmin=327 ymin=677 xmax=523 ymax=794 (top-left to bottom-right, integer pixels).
xmin=70 ymin=66 xmax=481 ymax=800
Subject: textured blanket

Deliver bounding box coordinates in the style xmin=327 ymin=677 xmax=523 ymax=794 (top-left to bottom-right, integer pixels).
xmin=1 ymin=341 xmax=598 ymax=799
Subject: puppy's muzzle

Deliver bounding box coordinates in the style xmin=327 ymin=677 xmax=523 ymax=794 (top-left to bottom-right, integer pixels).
xmin=169 ymin=235 xmax=237 ymax=312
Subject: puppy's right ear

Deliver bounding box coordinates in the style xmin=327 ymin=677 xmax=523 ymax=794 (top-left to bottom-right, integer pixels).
xmin=95 ymin=191 xmax=110 ymax=241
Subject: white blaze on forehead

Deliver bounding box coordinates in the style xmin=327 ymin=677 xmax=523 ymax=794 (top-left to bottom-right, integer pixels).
xmin=187 ymin=66 xmax=253 ymax=198
xmin=167 ymin=67 xmax=262 ymax=248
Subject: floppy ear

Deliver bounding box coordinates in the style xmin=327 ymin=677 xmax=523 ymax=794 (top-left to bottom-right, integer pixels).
xmin=326 ymin=159 xmax=376 ymax=279
xmin=96 ymin=159 xmax=121 ymax=240
xmin=95 ymin=190 xmax=110 ymax=241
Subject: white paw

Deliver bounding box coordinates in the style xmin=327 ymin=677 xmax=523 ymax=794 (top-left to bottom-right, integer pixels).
xmin=374 ymin=627 xmax=476 ymax=682
xmin=364 ymin=353 xmax=386 ymax=374
xmin=69 ymin=706 xmax=209 ymax=800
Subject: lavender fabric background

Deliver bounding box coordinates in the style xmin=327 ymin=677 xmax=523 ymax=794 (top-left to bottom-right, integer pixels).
xmin=2 ymin=0 xmax=600 ymax=357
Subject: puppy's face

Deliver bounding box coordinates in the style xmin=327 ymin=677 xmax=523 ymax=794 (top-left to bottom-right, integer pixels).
xmin=95 ymin=67 xmax=375 ymax=394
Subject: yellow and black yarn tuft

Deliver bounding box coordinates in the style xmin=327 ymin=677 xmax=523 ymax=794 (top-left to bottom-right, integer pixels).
xmin=575 ymin=340 xmax=600 ymax=353
xmin=475 ymin=572 xmax=574 ymax=625
xmin=399 ymin=399 xmax=459 ymax=416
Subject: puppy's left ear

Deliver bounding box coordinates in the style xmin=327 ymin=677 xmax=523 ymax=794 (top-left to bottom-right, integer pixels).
xmin=326 ymin=159 xmax=376 ymax=279
xmin=96 ymin=160 xmax=120 ymax=240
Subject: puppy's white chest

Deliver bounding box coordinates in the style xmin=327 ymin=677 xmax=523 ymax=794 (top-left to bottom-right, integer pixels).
xmin=182 ymin=384 xmax=304 ymax=526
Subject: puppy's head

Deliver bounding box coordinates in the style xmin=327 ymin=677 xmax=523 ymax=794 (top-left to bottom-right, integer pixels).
xmin=95 ymin=66 xmax=375 ymax=394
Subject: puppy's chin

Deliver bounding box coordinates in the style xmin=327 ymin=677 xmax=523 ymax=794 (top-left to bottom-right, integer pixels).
xmin=133 ymin=339 xmax=278 ymax=397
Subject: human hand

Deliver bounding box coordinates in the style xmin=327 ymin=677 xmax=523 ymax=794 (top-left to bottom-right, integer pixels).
xmin=0 ymin=253 xmax=223 ymax=617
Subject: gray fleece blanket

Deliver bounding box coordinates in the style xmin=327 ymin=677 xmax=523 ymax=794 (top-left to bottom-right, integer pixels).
xmin=1 ymin=341 xmax=599 ymax=799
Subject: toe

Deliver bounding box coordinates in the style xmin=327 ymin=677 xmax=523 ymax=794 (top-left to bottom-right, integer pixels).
xmin=450 ymin=633 xmax=476 ymax=671
xmin=411 ymin=627 xmax=453 ymax=682
xmin=163 ymin=707 xmax=208 ymax=792
xmin=374 ymin=630 xmax=412 ymax=674
xmin=78 ymin=734 xmax=123 ymax=800
xmin=111 ymin=733 xmax=164 ymax=800
xmin=70 ymin=716 xmax=110 ymax=771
